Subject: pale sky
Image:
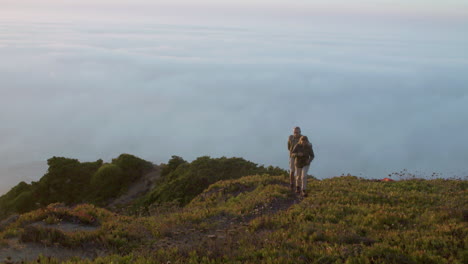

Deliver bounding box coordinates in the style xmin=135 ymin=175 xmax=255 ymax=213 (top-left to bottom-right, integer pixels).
xmin=2 ymin=0 xmax=468 ymax=18
xmin=1 ymin=0 xmax=467 ymax=195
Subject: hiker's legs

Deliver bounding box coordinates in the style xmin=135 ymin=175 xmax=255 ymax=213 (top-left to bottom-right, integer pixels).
xmin=301 ymin=165 xmax=310 ymax=191
xmin=289 ymin=157 xmax=295 ymax=187
xmin=295 ymin=166 xmax=303 ymax=192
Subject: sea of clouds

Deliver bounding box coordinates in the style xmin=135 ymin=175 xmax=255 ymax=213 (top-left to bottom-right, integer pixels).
xmin=1 ymin=8 xmax=467 ymax=194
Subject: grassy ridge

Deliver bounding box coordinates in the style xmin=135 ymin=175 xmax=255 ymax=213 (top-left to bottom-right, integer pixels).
xmin=139 ymin=156 xmax=287 ymax=208
xmin=1 ymin=174 xmax=466 ymax=263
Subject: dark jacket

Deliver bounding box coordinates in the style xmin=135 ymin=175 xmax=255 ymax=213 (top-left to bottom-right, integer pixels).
xmin=291 ymin=143 xmax=314 ymax=168
xmin=288 ymin=135 xmax=301 ymax=157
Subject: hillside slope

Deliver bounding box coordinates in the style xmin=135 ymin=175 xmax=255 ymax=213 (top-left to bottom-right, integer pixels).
xmin=138 ymin=155 xmax=287 ymax=208
xmin=0 ymin=175 xmax=466 ymax=263
xmin=0 ymin=154 xmax=154 ymax=219
xmin=0 ymin=155 xmax=287 ymax=220
xmin=107 ymin=165 xmax=162 ymax=212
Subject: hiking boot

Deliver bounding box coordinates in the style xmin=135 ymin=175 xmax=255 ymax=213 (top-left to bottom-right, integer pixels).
xmin=302 ymin=190 xmax=308 ymax=197
xmin=296 ymin=187 xmax=300 ymax=194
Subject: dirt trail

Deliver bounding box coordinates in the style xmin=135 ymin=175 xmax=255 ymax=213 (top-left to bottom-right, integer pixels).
xmin=151 ymin=182 xmax=303 ymax=253
xmin=108 ymin=165 xmax=161 ymax=211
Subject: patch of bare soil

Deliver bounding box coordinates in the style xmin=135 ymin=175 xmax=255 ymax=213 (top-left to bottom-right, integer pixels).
xmin=1 ymin=229 xmax=105 ymax=263
xmin=0 ymin=219 xmax=104 ymax=263
xmin=0 ymin=239 xmax=104 ymax=263
xmin=29 ymin=221 xmax=99 ymax=233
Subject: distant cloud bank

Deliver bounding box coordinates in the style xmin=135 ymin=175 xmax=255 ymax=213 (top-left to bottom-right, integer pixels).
xmin=1 ymin=4 xmax=468 ymax=194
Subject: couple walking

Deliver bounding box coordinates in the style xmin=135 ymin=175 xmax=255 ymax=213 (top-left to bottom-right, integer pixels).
xmin=288 ymin=126 xmax=315 ymax=197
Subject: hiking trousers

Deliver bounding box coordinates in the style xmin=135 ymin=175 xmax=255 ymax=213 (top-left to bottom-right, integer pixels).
xmin=289 ymin=157 xmax=296 ymax=173
xmin=295 ymin=165 xmax=310 ymax=190
xmin=289 ymin=157 xmax=296 ymax=186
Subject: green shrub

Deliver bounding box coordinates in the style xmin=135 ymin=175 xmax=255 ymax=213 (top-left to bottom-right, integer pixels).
xmin=0 ymin=181 xmax=33 ymax=218
xmin=36 ymin=157 xmax=103 ymax=205
xmin=141 ymin=156 xmax=287 ymax=207
xmin=111 ymin=153 xmax=153 ymax=182
xmin=12 ymin=190 xmax=35 ymax=213
xmin=161 ymin=155 xmax=187 ymax=177
xmin=0 ymin=154 xmax=155 ymax=218
xmin=90 ymin=164 xmax=125 ymax=201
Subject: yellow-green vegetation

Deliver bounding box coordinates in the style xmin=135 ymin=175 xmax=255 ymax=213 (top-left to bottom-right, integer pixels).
xmin=0 ymin=203 xmax=151 ymax=253
xmin=3 ymin=174 xmax=466 ymax=264
xmin=140 ymin=174 xmax=291 ymax=239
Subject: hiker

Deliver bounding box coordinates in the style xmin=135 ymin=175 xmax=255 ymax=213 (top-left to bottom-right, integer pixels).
xmin=291 ymin=135 xmax=314 ymax=196
xmin=287 ymin=126 xmax=302 ymax=190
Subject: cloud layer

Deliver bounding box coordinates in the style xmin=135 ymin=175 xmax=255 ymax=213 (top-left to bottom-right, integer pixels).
xmin=1 ymin=11 xmax=468 ymax=194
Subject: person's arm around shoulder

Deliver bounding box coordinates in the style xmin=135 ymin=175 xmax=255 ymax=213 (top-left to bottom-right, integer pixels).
xmin=291 ymin=143 xmax=299 ymax=157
